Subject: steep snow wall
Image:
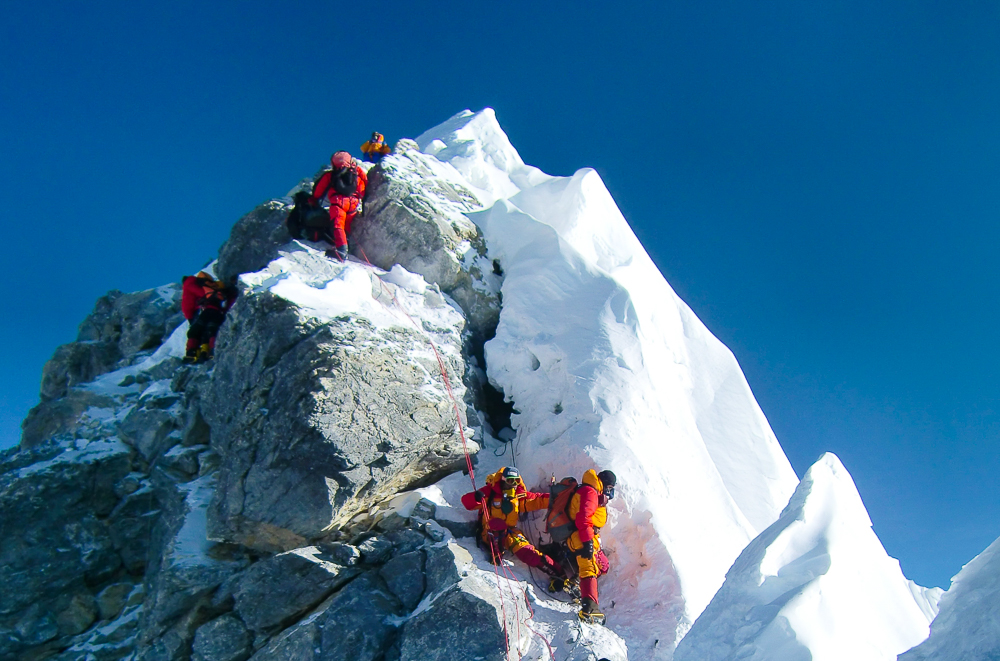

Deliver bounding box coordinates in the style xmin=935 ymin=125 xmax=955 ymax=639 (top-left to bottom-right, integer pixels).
xmin=416 ymin=109 xmax=800 ymax=655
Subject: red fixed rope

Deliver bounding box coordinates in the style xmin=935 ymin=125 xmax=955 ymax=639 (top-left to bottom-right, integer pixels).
xmin=355 ymin=248 xmax=556 ymax=660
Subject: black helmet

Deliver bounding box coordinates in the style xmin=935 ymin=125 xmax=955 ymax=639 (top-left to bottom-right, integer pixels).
xmin=597 ymin=470 xmax=616 ymax=487
xmin=501 ymin=466 xmax=520 ymax=484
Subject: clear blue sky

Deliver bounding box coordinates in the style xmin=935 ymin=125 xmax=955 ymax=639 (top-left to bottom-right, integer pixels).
xmin=2 ymin=1 xmax=998 ymax=590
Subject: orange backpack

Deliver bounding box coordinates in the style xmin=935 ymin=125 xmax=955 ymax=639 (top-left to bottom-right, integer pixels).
xmin=545 ymin=477 xmax=579 ymax=543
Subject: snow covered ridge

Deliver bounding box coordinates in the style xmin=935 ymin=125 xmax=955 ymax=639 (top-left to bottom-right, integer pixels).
xmin=899 ymin=535 xmax=1000 ymax=661
xmin=417 ymin=109 xmax=801 ymax=653
xmin=674 ymin=453 xmax=941 ymax=661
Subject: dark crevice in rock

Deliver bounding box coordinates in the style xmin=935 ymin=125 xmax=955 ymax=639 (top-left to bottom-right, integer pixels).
xmin=464 ymin=315 xmax=515 ymax=442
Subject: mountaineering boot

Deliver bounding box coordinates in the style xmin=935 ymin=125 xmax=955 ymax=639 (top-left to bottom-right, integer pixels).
xmin=183 ymin=348 xmax=199 ymax=364
xmin=196 ymin=343 xmax=212 ymax=363
xmin=538 ymin=555 xmax=567 ymax=592
xmin=578 ymin=597 xmax=606 ymax=625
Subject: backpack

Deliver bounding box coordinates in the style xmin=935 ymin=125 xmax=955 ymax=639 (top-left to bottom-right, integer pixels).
xmin=331 ymin=166 xmax=358 ymax=196
xmin=301 ymin=206 xmax=330 ymax=229
xmin=545 ymin=477 xmax=579 ymax=543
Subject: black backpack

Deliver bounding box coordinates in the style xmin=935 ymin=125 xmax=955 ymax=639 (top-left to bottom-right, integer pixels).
xmin=301 ymin=206 xmax=330 ymax=229
xmin=331 ymin=166 xmax=358 ymax=196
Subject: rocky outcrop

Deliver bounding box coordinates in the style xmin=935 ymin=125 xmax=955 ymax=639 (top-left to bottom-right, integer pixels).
xmin=204 ymin=246 xmax=475 ymax=553
xmin=214 ymin=201 xmax=291 ymax=284
xmin=3 ymin=124 xmax=627 ymax=661
xmin=353 ymin=147 xmax=502 ymax=338
xmin=23 ymin=285 xmax=184 ymax=448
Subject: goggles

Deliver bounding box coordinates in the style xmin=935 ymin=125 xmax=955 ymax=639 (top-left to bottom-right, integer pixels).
xmin=502 ymin=477 xmax=519 ymax=488
xmin=603 ymin=485 xmax=615 ymax=500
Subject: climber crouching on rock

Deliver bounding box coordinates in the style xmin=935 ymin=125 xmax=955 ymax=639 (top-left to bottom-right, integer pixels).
xmin=310 ymin=151 xmax=367 ymax=261
xmin=462 ymin=466 xmax=567 ymax=582
xmin=360 ymin=131 xmax=391 ymax=163
xmin=181 ymin=271 xmax=238 ymax=364
xmin=567 ymin=469 xmax=616 ymax=624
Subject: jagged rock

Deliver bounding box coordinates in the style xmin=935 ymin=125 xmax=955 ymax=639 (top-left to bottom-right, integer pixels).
xmin=137 ymin=600 xmax=219 ymax=661
xmin=434 ymin=517 xmax=478 ymax=540
xmin=20 ymin=388 xmax=117 ymax=448
xmin=54 ymin=592 xmax=98 ymax=636
xmin=97 ymin=583 xmax=136 ymax=621
xmin=250 ymin=572 xmax=401 ymax=661
xmin=141 ymin=475 xmax=246 ymax=642
xmin=118 ymin=406 xmax=180 ymax=462
xmin=232 ymin=546 xmax=360 ymax=634
xmin=0 ymin=439 xmax=130 ymax=620
xmin=352 ymin=151 xmax=501 ymax=337
xmin=15 ymin=604 xmax=60 ymax=646
xmin=108 ymin=484 xmax=161 ymax=574
xmin=36 ymin=285 xmax=182 ymax=408
xmin=77 ymin=287 xmax=183 ymax=359
xmin=424 ymin=540 xmax=473 ymax=596
xmin=215 ymin=201 xmax=290 ymax=283
xmin=386 ymin=528 xmax=428 ymax=555
xmin=159 ymin=445 xmax=204 ymax=478
xmin=191 ymin=615 xmax=251 ymax=661
xmin=358 ymin=536 xmax=393 ymax=564
xmin=380 ymin=551 xmax=426 ymax=611
xmin=40 ymin=341 xmax=123 ymax=401
xmin=320 ymin=542 xmax=361 ymax=566
xmin=204 ymin=255 xmax=475 ymax=552
xmin=398 ymin=573 xmax=527 ymax=661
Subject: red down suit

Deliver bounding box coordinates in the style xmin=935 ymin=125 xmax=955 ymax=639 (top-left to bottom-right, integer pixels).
xmin=311 ymin=154 xmax=368 ymax=251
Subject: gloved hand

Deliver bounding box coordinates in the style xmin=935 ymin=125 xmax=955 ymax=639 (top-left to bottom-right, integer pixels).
xmin=326 ymin=246 xmax=348 ymax=262
xmin=580 ymin=540 xmax=594 ymax=559
xmin=474 ymin=490 xmax=487 ymax=502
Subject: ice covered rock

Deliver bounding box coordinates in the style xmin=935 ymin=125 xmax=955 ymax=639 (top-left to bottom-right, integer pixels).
xmin=139 ymin=474 xmax=248 ymax=647
xmin=204 ymin=244 xmax=477 ymax=552
xmin=898 ymin=535 xmax=1000 ymax=661
xmin=674 ymin=453 xmax=937 ymax=661
xmin=353 ymin=148 xmax=501 ymax=337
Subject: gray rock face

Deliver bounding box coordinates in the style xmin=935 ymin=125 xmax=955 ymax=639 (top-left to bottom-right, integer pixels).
xmin=215 ymin=201 xmax=291 ymax=283
xmin=0 ymin=439 xmax=130 ymax=617
xmin=380 ymin=551 xmax=426 ymax=611
xmin=395 ymin=541 xmax=529 ymax=661
xmin=40 ymin=287 xmax=184 ymax=404
xmin=140 ymin=474 xmax=247 ymax=645
xmin=204 ymin=247 xmax=475 ymax=553
xmin=20 ymin=388 xmax=117 ymax=448
xmin=40 ymin=341 xmax=123 ymax=402
xmin=232 ymin=547 xmax=358 ymax=634
xmin=399 ymin=578 xmax=513 ymax=661
xmin=191 ymin=615 xmax=251 ymax=661
xmin=352 ymin=150 xmax=502 ymax=338
xmin=77 ymin=287 xmax=184 ymax=358
xmin=250 ymin=572 xmax=401 ymax=661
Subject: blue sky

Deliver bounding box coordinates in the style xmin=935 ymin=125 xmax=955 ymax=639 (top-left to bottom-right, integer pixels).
xmin=2 ymin=1 xmax=999 ymax=589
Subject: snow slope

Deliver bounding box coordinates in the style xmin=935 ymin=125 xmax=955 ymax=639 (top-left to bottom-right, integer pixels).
xmin=898 ymin=534 xmax=1000 ymax=661
xmin=674 ymin=453 xmax=939 ymax=661
xmin=415 ymin=109 xmax=801 ymax=655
